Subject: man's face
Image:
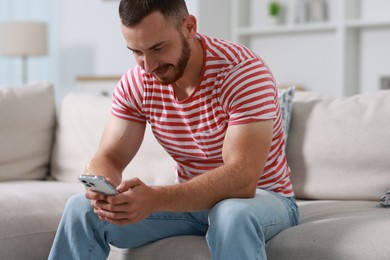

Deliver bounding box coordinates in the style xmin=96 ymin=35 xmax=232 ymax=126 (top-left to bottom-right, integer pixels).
xmin=122 ymin=11 xmax=191 ymax=84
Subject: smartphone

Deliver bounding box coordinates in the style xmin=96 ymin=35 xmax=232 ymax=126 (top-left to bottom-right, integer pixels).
xmin=78 ymin=175 xmax=118 ymax=195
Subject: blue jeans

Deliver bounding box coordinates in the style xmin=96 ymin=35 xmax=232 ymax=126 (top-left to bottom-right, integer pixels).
xmin=48 ymin=189 xmax=299 ymax=260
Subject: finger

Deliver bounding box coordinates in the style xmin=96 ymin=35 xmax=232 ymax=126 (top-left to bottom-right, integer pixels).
xmin=95 ymin=200 xmax=128 ymax=212
xmin=98 ymin=209 xmax=129 ymax=221
xmin=105 ymin=192 xmax=134 ymax=205
xmin=94 ymin=209 xmax=113 ymax=222
xmin=93 ymin=206 xmax=116 ymax=221
xmin=90 ymin=199 xmax=98 ymax=209
xmin=85 ymin=190 xmax=107 ymax=201
xmin=116 ymin=178 xmax=142 ymax=193
xmin=90 ymin=200 xmax=105 ymax=213
xmin=99 ymin=211 xmax=146 ymax=225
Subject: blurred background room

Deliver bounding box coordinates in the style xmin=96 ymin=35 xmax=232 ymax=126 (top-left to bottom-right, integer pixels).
xmin=1 ymin=0 xmax=390 ymax=101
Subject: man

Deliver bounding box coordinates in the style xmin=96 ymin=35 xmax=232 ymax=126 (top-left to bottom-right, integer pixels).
xmin=49 ymin=0 xmax=299 ymax=259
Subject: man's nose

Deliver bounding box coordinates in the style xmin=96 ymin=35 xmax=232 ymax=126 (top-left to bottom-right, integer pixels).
xmin=142 ymin=54 xmax=158 ymax=74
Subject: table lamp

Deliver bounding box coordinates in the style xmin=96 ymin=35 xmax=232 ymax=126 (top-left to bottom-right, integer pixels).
xmin=0 ymin=21 xmax=48 ymax=84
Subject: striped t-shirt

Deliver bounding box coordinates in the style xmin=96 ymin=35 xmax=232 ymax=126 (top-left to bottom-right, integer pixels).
xmin=112 ymin=33 xmax=294 ymax=197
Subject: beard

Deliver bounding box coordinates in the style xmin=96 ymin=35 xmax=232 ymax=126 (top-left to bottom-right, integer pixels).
xmin=154 ymin=33 xmax=191 ymax=84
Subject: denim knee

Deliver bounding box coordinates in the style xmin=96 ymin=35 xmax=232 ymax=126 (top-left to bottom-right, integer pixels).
xmin=206 ymin=199 xmax=267 ymax=260
xmin=209 ymin=199 xmax=256 ymax=225
xmin=208 ymin=198 xmax=261 ymax=237
xmin=50 ymin=193 xmax=110 ymax=260
xmin=62 ymin=193 xmax=93 ymax=220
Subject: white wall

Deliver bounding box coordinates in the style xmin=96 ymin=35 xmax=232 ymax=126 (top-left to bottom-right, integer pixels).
xmin=1 ymin=0 xmax=389 ymax=100
xmin=360 ymin=29 xmax=390 ymax=93
xmin=196 ymin=0 xmax=231 ymax=40
xmin=249 ymin=33 xmax=340 ymax=95
xmin=56 ymin=0 xmax=131 ymax=99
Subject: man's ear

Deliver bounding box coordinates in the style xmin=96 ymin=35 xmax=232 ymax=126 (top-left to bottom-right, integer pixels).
xmin=182 ymin=15 xmax=197 ymax=39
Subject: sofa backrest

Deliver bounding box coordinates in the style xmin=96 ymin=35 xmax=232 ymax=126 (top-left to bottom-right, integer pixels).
xmin=50 ymin=92 xmax=176 ymax=185
xmin=51 ymin=90 xmax=390 ymax=201
xmin=287 ymin=90 xmax=390 ymax=201
xmin=0 ymin=82 xmax=56 ymax=181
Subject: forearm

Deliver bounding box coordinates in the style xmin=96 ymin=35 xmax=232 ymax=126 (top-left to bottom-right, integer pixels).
xmin=84 ymin=116 xmax=146 ymax=187
xmin=150 ymin=121 xmax=273 ymax=213
xmin=84 ymin=154 xmax=123 ymax=187
xmin=153 ymin=162 xmax=259 ymax=212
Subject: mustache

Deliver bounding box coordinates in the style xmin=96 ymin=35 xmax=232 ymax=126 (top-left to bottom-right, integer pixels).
xmin=153 ymin=64 xmax=171 ymax=74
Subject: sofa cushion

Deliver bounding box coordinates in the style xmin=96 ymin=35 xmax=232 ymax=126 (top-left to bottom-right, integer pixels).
xmin=0 ymin=82 xmax=55 ymax=181
xmin=50 ymin=93 xmax=176 ymax=185
xmin=0 ymin=181 xmax=83 ymax=260
xmin=287 ymin=90 xmax=390 ymax=200
xmin=266 ymin=200 xmax=390 ymax=260
xmin=108 ymin=236 xmax=211 ymax=260
xmin=108 ymin=200 xmax=390 ymax=260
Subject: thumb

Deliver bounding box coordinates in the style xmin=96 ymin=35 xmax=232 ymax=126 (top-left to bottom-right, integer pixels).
xmin=116 ymin=177 xmax=142 ymax=193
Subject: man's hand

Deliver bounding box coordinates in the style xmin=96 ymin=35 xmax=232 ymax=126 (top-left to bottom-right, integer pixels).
xmin=87 ymin=178 xmax=157 ymax=225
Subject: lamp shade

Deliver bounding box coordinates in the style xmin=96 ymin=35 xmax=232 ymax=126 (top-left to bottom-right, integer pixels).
xmin=0 ymin=21 xmax=48 ymax=56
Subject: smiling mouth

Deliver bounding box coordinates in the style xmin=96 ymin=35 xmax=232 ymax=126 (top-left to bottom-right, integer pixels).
xmin=153 ymin=64 xmax=170 ymax=76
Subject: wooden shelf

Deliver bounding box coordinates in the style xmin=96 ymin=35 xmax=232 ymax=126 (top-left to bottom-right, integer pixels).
xmin=76 ymin=75 xmax=121 ymax=82
xmin=237 ymin=23 xmax=336 ymax=36
xmin=345 ymin=19 xmax=390 ymax=29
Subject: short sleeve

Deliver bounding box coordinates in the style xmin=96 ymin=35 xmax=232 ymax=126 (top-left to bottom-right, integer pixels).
xmin=220 ymin=58 xmax=278 ymax=126
xmin=111 ymin=67 xmax=147 ymax=124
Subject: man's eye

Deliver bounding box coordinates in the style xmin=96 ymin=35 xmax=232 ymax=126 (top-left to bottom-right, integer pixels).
xmin=132 ymin=50 xmax=142 ymax=56
xmin=152 ymin=47 xmax=164 ymax=52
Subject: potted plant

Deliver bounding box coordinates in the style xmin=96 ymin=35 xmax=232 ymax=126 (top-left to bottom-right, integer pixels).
xmin=268 ymin=1 xmax=282 ymax=25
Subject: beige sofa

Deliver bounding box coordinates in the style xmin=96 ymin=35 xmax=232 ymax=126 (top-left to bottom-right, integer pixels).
xmin=0 ymin=82 xmax=389 ymax=260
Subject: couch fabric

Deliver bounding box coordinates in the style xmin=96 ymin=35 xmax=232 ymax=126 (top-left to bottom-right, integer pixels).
xmin=50 ymin=92 xmax=177 ymax=186
xmin=0 ymin=82 xmax=55 ymax=181
xmin=0 ymin=181 xmax=83 ymax=260
xmin=287 ymin=91 xmax=390 ymax=200
xmin=0 ymin=82 xmax=389 ymax=260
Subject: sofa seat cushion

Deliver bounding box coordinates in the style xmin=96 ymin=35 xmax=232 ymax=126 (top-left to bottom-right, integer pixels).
xmin=0 ymin=181 xmax=82 ymax=260
xmin=0 ymin=82 xmax=56 ymax=181
xmin=108 ymin=236 xmax=211 ymax=260
xmin=266 ymin=200 xmax=390 ymax=260
xmin=108 ymin=200 xmax=389 ymax=260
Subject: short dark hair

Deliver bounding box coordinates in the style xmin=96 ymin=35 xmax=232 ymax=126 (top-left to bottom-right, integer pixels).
xmin=119 ymin=0 xmax=189 ymax=28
